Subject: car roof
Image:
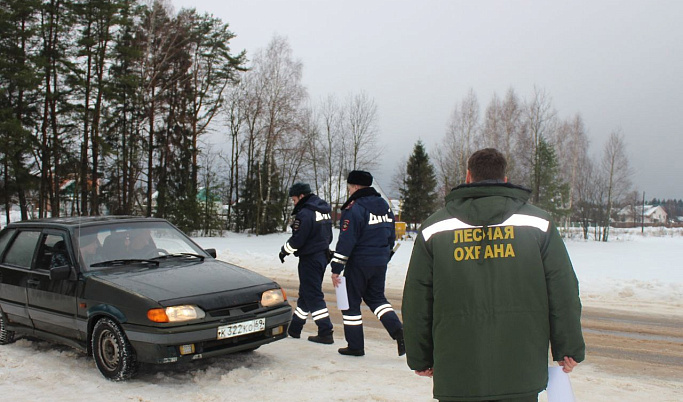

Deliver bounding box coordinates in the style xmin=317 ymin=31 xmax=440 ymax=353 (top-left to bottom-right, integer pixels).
xmin=4 ymin=216 xmax=169 ymax=230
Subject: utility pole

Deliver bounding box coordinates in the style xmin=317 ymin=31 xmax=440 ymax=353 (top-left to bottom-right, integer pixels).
xmin=641 ymin=192 xmax=645 ymax=234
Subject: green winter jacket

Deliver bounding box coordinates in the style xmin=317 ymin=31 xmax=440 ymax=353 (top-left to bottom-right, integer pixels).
xmin=402 ymin=183 xmax=585 ymax=401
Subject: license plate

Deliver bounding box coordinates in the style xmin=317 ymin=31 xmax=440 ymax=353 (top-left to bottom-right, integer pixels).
xmin=217 ymin=318 xmax=266 ymax=339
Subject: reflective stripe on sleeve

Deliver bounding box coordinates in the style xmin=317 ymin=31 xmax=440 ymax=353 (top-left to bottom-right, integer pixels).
xmin=284 ymin=242 xmax=297 ymax=254
xmin=422 ymin=213 xmax=550 ymax=241
xmin=333 ymin=252 xmax=348 ymax=261
xmin=342 ymin=315 xmax=363 ymax=326
xmin=373 ymin=304 xmax=393 ymax=319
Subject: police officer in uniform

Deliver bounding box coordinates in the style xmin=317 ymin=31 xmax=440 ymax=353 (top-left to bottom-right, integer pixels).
xmin=330 ymin=170 xmax=405 ymax=356
xmin=280 ymin=182 xmax=335 ymax=344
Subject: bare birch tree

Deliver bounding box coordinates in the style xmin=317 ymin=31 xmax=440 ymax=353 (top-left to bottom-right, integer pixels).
xmin=241 ymin=35 xmax=307 ymax=234
xmin=601 ymin=129 xmax=633 ymax=241
xmin=314 ymin=95 xmax=341 ymax=204
xmin=481 ymin=93 xmax=503 ymax=147
xmin=554 ymin=114 xmax=589 ymax=229
xmin=521 ymin=87 xmax=557 ymax=203
xmin=481 ymin=88 xmax=525 ymax=182
xmin=435 ymin=89 xmax=480 ymax=193
xmin=573 ymin=155 xmax=603 ymax=240
xmin=343 ymin=91 xmax=380 ymax=171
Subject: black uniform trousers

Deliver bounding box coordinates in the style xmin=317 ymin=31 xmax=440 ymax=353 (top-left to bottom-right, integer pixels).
xmin=342 ymin=264 xmax=402 ymax=350
xmin=288 ymin=252 xmax=333 ymax=337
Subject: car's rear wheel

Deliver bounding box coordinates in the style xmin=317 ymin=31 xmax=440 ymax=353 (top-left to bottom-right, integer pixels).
xmin=92 ymin=317 xmax=138 ymax=381
xmin=0 ymin=311 xmax=16 ymax=345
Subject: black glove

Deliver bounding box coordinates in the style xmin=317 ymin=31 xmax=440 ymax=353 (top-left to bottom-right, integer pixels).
xmin=279 ymin=247 xmax=288 ymax=263
xmin=326 ymin=249 xmax=334 ymax=264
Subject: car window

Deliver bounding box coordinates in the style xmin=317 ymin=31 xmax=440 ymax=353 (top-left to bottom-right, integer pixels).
xmin=77 ymin=221 xmax=206 ymax=271
xmin=0 ymin=228 xmax=16 ymax=258
xmin=3 ymin=230 xmax=41 ymax=268
xmin=35 ymin=233 xmax=72 ymax=271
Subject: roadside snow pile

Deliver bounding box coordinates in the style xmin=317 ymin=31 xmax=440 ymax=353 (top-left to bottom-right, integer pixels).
xmin=194 ymin=230 xmax=683 ymax=317
xmin=565 ymin=237 xmax=683 ymax=315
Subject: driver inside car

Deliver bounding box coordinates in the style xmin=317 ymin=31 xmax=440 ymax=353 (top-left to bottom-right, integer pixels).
xmin=129 ymin=229 xmax=158 ymax=259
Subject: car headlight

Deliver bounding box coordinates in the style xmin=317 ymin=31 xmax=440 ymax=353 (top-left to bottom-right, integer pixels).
xmin=147 ymin=305 xmax=206 ymax=323
xmin=261 ymin=288 xmax=286 ymax=307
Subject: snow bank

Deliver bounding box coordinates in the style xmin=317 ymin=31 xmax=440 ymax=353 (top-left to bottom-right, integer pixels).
xmin=196 ymin=230 xmax=683 ymax=317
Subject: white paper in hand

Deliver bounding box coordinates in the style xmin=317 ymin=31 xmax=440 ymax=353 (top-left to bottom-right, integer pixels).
xmin=335 ymin=276 xmax=349 ymax=310
xmin=547 ymin=366 xmax=575 ymax=402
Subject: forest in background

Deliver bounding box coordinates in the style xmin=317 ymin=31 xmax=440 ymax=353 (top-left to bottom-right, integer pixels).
xmin=1 ymin=0 xmax=678 ymax=241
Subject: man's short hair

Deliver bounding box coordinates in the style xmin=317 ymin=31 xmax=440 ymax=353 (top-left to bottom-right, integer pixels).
xmin=467 ymin=148 xmax=507 ymax=182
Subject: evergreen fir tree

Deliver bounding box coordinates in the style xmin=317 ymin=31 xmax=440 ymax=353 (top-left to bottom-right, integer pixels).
xmin=155 ymin=125 xmax=201 ymax=233
xmin=535 ymin=137 xmax=570 ymax=223
xmin=400 ymin=140 xmax=438 ymax=226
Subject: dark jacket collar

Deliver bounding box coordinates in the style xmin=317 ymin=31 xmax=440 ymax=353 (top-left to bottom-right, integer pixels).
xmin=292 ymin=193 xmax=332 ymax=215
xmin=341 ymin=187 xmax=380 ymax=210
xmin=292 ymin=194 xmax=314 ymax=215
xmin=444 ymin=182 xmax=532 ymax=227
xmin=447 ymin=181 xmax=532 ymax=204
xmin=451 ymin=181 xmax=531 ymax=196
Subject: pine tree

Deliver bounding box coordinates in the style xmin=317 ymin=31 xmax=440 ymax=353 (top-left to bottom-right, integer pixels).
xmin=0 ymin=0 xmax=42 ymax=221
xmin=400 ymin=140 xmax=438 ymax=226
xmin=534 ymin=137 xmax=570 ymax=223
xmin=155 ymin=125 xmax=201 ymax=233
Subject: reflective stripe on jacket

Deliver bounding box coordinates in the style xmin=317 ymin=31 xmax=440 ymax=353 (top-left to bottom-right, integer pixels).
xmin=331 ymin=188 xmax=395 ymax=273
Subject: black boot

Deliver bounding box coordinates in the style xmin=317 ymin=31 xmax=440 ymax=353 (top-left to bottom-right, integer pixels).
xmin=308 ymin=332 xmax=334 ymax=344
xmin=287 ymin=327 xmax=301 ymax=339
xmin=338 ymin=346 xmax=365 ymax=356
xmin=394 ymin=328 xmax=406 ymax=356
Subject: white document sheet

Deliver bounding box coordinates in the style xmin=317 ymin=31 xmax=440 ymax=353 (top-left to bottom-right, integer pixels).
xmin=335 ymin=276 xmax=349 ymax=310
xmin=547 ymin=366 xmax=576 ymax=402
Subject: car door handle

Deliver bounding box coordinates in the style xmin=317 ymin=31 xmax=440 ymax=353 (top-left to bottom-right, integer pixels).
xmin=27 ymin=279 xmax=40 ymax=287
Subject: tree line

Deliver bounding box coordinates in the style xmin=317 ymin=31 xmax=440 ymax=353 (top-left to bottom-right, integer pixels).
xmin=0 ymin=0 xmax=245 ymax=233
xmin=0 ymin=1 xmax=647 ymax=241
xmin=0 ymin=0 xmax=384 ymax=235
xmin=215 ymin=37 xmax=383 ymax=235
xmin=397 ymin=88 xmax=636 ymax=242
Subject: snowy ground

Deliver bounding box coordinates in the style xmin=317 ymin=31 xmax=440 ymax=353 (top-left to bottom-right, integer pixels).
xmin=1 ymin=225 xmax=682 ymax=400
xmin=194 ymin=229 xmax=683 ymax=318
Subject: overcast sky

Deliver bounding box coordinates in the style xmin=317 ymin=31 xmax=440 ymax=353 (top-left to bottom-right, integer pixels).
xmin=172 ymin=0 xmax=682 ymax=200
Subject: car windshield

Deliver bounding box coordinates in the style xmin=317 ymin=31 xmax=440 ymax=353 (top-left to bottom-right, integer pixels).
xmin=76 ymin=221 xmax=207 ymax=272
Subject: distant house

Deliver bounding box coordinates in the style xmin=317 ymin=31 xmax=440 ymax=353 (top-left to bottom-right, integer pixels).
xmin=616 ymin=204 xmax=668 ymax=224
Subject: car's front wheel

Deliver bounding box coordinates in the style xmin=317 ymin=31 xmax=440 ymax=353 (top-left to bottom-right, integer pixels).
xmin=92 ymin=317 xmax=138 ymax=381
xmin=0 ymin=311 xmax=15 ymax=345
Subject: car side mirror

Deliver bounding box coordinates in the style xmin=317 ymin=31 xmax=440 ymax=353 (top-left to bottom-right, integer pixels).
xmin=205 ymin=248 xmax=217 ymax=258
xmin=50 ymin=265 xmax=72 ymax=281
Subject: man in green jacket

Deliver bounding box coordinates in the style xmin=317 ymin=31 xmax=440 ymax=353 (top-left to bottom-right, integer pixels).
xmin=402 ymin=148 xmax=585 ymax=402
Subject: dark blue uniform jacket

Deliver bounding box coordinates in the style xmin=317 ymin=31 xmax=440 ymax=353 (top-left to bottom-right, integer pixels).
xmin=284 ymin=194 xmax=333 ymax=257
xmin=331 ymin=187 xmax=395 ymax=274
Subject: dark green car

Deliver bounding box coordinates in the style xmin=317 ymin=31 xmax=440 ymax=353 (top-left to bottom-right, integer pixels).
xmin=0 ymin=216 xmax=291 ymax=381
